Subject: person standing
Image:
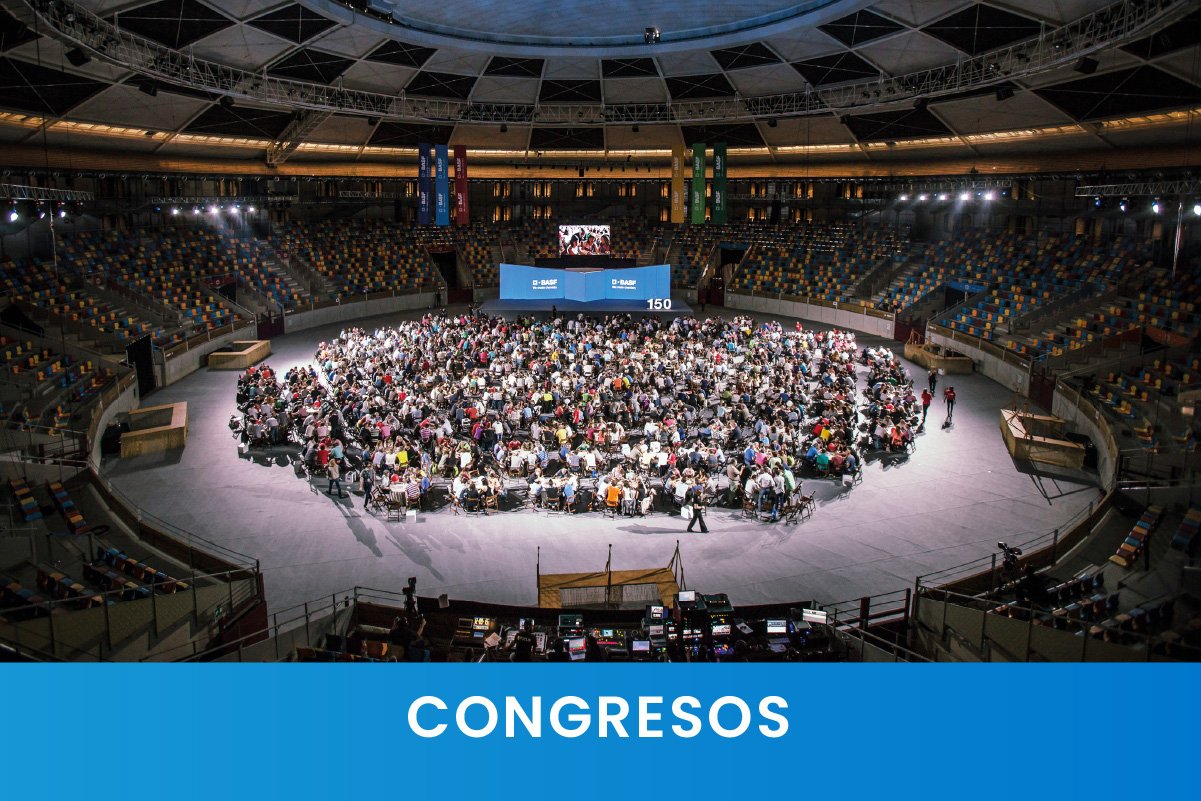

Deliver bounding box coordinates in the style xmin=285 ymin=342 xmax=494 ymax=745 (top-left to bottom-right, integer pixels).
xmin=686 ymin=484 xmax=708 ymax=533
xmin=921 ymin=388 xmax=933 ymax=426
xmin=943 ymin=386 xmax=956 ymax=425
xmin=361 ymin=463 xmax=376 ymax=502
xmin=327 ymin=459 xmax=347 ymax=498
xmin=928 ymin=368 xmax=938 ymax=393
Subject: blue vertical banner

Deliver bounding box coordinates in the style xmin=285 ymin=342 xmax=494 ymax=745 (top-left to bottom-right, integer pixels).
xmin=434 ymin=144 xmax=450 ymax=226
xmin=417 ymin=142 xmax=431 ymax=225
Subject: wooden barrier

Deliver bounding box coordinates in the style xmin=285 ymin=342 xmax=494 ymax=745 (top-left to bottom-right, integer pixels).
xmin=120 ymin=402 xmax=188 ymax=458
xmin=903 ymin=342 xmax=975 ymax=374
xmin=1000 ymin=409 xmax=1085 ymax=470
xmin=207 ymin=340 xmax=272 ymax=370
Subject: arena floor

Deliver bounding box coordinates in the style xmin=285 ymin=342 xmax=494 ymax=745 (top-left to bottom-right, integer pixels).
xmin=101 ymin=307 xmax=1103 ymax=614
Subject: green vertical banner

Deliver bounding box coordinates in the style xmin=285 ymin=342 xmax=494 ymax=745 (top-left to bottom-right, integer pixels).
xmin=711 ymin=142 xmax=727 ymax=225
xmin=690 ymin=143 xmax=706 ymax=224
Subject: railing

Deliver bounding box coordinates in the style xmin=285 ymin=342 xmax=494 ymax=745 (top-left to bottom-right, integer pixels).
xmin=914 ymin=586 xmax=1201 ymax=662
xmin=925 ymin=322 xmax=1033 ymax=372
xmin=1055 ymin=381 xmax=1120 ymax=476
xmin=281 ymin=283 xmax=443 ymax=317
xmin=0 ymin=567 xmax=260 ymax=662
xmin=88 ymin=469 xmax=260 ymax=576
xmin=161 ymin=317 xmax=257 ymax=360
xmin=832 ymin=625 xmax=931 ymax=663
xmin=824 ymin=589 xmax=912 ymax=629
xmin=915 ymin=493 xmax=1111 ymax=595
xmin=727 ymin=289 xmax=896 ymax=323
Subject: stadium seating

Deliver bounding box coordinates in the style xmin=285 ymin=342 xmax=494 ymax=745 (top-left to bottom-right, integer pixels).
xmin=272 ymin=220 xmax=441 ymax=295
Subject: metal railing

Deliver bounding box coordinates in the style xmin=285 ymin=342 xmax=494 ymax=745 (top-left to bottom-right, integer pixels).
xmin=23 ymin=0 xmax=1189 ymax=125
xmin=914 ymin=585 xmax=1201 ymax=662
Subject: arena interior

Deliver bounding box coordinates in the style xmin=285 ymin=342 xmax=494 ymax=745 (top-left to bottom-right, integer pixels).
xmin=1 ymin=0 xmax=1200 ymax=663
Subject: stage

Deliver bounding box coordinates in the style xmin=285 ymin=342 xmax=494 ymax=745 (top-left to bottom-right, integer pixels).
xmin=480 ymin=296 xmax=693 ymax=319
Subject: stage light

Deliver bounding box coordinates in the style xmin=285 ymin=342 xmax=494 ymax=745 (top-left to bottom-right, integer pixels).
xmin=1094 ymin=196 xmax=1102 ymax=207
xmin=938 ymin=193 xmax=948 ymax=201
xmin=1152 ymin=200 xmax=1161 ymax=214
xmin=192 ymin=206 xmax=200 ymax=215
xmin=8 ymin=210 xmax=17 ymax=222
xmin=918 ymin=194 xmax=927 ymax=201
xmin=234 ymin=204 xmax=241 ymax=210
xmin=248 ymin=206 xmax=256 ymax=213
xmin=171 ymin=207 xmax=179 ymax=215
xmin=209 ymin=205 xmax=217 ymax=213
xmin=899 ymin=194 xmax=908 ymax=201
xmin=1193 ymin=203 xmax=1201 ymax=216
xmin=984 ymin=191 xmax=994 ymax=201
xmin=959 ymin=192 xmax=971 ymax=201
xmin=1119 ymin=199 xmax=1127 ymax=212
xmin=58 ymin=208 xmax=66 ymax=218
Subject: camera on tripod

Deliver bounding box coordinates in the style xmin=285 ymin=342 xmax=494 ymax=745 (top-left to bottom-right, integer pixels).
xmin=997 ymin=542 xmax=1022 ymax=569
xmin=402 ymin=576 xmax=417 ymax=615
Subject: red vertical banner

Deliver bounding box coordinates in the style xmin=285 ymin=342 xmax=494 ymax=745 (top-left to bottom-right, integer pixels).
xmin=454 ymin=145 xmax=468 ymax=225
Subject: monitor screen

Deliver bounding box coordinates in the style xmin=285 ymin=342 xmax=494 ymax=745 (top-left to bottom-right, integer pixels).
xmin=559 ymin=224 xmax=610 ymax=256
xmin=559 ymin=614 xmax=582 ymax=628
xmin=712 ymin=624 xmax=731 ymax=637
xmin=631 ymin=640 xmax=650 ymax=652
xmin=567 ymin=637 xmax=586 ymax=660
xmin=646 ymin=605 xmax=665 ymax=619
xmin=648 ymin=625 xmax=664 ymax=637
xmin=766 ymin=619 xmax=787 ymax=634
xmin=472 ymin=617 xmax=490 ymax=631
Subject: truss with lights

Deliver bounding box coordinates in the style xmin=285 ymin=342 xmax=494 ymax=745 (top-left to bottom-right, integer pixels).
xmin=0 ymin=183 xmax=94 ymax=202
xmin=22 ymin=0 xmax=1191 ymax=126
xmin=1075 ymin=180 xmax=1201 ymax=197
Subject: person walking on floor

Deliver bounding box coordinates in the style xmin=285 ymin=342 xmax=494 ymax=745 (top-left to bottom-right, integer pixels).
xmin=921 ymin=388 xmax=933 ymax=427
xmin=928 ymin=368 xmax=938 ymax=393
xmin=943 ymin=386 xmax=956 ymax=426
xmin=327 ymin=459 xmax=347 ymax=498
xmin=686 ymin=486 xmax=708 ymax=533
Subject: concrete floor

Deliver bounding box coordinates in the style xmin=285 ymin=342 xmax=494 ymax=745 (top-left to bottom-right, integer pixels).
xmin=102 ymin=307 xmax=1102 ymax=614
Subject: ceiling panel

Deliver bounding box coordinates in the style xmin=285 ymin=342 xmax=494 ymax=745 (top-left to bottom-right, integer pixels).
xmin=66 ymin=82 xmax=211 ymax=130
xmin=601 ymin=77 xmax=669 ymax=103
xmin=469 ymin=76 xmax=540 ymax=103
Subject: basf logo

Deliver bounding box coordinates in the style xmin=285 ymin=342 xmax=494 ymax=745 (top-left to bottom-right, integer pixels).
xmin=611 ymin=278 xmax=637 ymax=291
xmin=533 ymin=278 xmax=559 ymax=291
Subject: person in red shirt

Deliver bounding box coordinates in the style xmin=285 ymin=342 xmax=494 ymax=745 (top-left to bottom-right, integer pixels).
xmin=943 ymin=387 xmax=956 ymax=425
xmin=921 ymin=389 xmax=933 ymax=425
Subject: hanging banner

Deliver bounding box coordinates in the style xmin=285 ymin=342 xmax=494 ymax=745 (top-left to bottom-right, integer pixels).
xmin=453 ymin=145 xmax=468 ymax=225
xmin=670 ymin=146 xmax=685 ymax=224
xmin=434 ymin=144 xmax=450 ymax=226
xmin=690 ymin=143 xmax=706 ymax=224
xmin=417 ymin=142 xmax=431 ymax=225
xmin=712 ymin=142 xmax=727 ymax=225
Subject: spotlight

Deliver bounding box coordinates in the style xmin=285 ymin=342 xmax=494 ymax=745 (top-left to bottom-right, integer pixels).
xmin=1074 ymin=57 xmax=1099 ymax=75
xmin=1094 ymin=196 xmax=1102 ymax=207
xmin=644 ymin=27 xmax=660 ymax=44
xmin=959 ymin=192 xmax=971 ymax=201
xmin=918 ymin=194 xmax=927 ymax=201
xmin=938 ymin=193 xmax=948 ymax=201
xmin=209 ymin=205 xmax=217 ymax=213
xmin=1193 ymin=203 xmax=1201 ymax=216
xmin=65 ymin=47 xmax=90 ymax=67
xmin=58 ymin=208 xmax=66 ymax=218
xmin=1152 ymin=200 xmax=1161 ymax=214
xmin=234 ymin=203 xmax=241 ymax=210
xmin=192 ymin=206 xmax=200 ymax=214
xmin=8 ymin=210 xmax=17 ymax=222
xmin=248 ymin=205 xmax=256 ymax=213
xmin=984 ymin=191 xmax=994 ymax=201
xmin=899 ymin=194 xmax=908 ymax=201
xmin=171 ymin=207 xmax=179 ymax=215
xmin=1119 ymin=199 xmax=1127 ymax=212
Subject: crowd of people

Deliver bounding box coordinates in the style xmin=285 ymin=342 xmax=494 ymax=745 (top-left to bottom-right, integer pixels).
xmin=232 ymin=309 xmax=929 ymax=525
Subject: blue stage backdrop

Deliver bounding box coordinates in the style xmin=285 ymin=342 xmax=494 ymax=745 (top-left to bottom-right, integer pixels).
xmin=501 ymin=264 xmax=670 ymax=302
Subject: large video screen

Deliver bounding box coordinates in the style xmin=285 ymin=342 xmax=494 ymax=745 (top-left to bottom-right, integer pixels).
xmin=558 ymin=224 xmax=610 ymax=256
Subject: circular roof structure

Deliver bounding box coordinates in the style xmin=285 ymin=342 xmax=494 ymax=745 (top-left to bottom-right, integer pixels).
xmin=0 ymin=0 xmax=1198 ymax=167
